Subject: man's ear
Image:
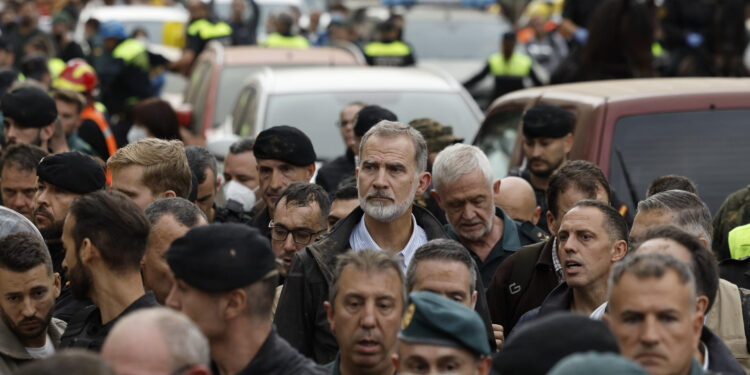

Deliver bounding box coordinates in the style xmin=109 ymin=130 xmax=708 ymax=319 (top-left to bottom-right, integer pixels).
xmin=611 ymin=239 xmax=628 ymax=262
xmin=161 ymin=190 xmax=177 ymax=198
xmin=493 ymin=179 xmax=501 ymax=196
xmin=391 ymin=352 xmax=399 ymax=372
xmin=305 ymin=163 xmax=316 ymax=181
xmin=698 ymin=236 xmax=709 ymax=249
xmin=532 ymin=206 xmax=541 ymax=225
xmin=563 ymin=133 xmax=573 ymax=154
xmin=40 ymin=123 xmax=55 ymax=142
xmin=477 ymin=356 xmax=492 ymax=375
xmin=79 ymin=238 xmax=97 ymax=266
xmin=546 ymin=211 xmax=557 ymax=236
xmin=53 ymin=272 xmax=61 ymax=298
xmin=415 ymin=171 xmax=431 ymax=196
xmin=696 ymin=295 xmax=709 ymax=316
xmin=223 ymin=288 xmax=247 ymax=321
xmin=470 ymin=290 xmax=477 ymax=310
xmin=324 ymin=301 xmax=335 ymax=333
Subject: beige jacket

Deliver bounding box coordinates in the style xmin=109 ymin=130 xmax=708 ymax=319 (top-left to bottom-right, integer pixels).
xmin=706 ymin=279 xmax=750 ymax=374
xmin=0 ymin=317 xmax=67 ymax=374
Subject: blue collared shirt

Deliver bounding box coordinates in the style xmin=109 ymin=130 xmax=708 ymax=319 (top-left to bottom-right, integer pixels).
xmin=349 ymin=214 xmax=427 ymax=273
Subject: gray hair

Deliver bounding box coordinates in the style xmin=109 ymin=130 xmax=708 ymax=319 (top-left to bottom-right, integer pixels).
xmin=405 ymin=239 xmax=477 ymax=293
xmin=432 ymin=144 xmax=493 ymax=196
xmin=608 ymin=253 xmax=696 ymax=310
xmin=358 ymin=121 xmax=428 ymax=174
xmin=145 ymin=197 xmax=207 ymax=227
xmin=636 ymin=190 xmax=712 ymax=247
xmin=328 ymin=250 xmax=406 ymax=311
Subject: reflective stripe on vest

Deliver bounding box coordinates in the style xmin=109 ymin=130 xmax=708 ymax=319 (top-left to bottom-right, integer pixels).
xmin=113 ymin=39 xmax=150 ymax=71
xmin=263 ymin=33 xmax=310 ymax=49
xmin=488 ymin=52 xmax=532 ymax=77
xmin=81 ymin=105 xmax=117 ymax=158
xmin=187 ymin=19 xmax=232 ymax=40
xmin=364 ymin=41 xmax=411 ymax=57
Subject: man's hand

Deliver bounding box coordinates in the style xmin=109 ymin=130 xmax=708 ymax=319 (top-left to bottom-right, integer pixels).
xmin=492 ymin=323 xmax=505 ymax=350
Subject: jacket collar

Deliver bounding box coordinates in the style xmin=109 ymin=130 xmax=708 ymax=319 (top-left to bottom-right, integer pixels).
xmin=0 ymin=316 xmax=66 ymax=360
xmin=308 ymin=205 xmax=447 ymax=284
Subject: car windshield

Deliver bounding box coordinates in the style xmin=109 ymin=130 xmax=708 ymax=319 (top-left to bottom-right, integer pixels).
xmin=608 ymin=109 xmax=750 ymax=214
xmin=213 ymin=2 xmax=308 ymax=39
xmin=474 ymin=110 xmax=522 ymax=178
xmin=214 ymin=66 xmax=264 ymax=126
xmin=404 ymin=11 xmax=507 ymax=59
xmin=264 ymin=92 xmax=481 ymax=161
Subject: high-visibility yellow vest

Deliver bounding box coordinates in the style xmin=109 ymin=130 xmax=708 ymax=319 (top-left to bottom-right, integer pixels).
xmin=48 ymin=58 xmax=66 ymax=80
xmin=113 ymin=38 xmax=150 ymax=71
xmin=488 ymin=52 xmax=532 ymax=77
xmin=262 ymin=33 xmax=310 ymax=49
xmin=364 ymin=41 xmax=411 ymax=57
xmin=187 ymin=19 xmax=233 ymax=40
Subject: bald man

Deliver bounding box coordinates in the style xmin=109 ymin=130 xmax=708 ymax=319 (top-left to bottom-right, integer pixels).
xmin=494 ymin=177 xmax=541 ymax=225
xmin=494 ymin=177 xmax=548 ymax=244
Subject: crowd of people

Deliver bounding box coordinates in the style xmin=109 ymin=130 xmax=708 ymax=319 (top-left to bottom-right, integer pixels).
xmin=0 ymin=84 xmax=749 ymax=375
xmin=0 ymin=0 xmax=750 ymax=375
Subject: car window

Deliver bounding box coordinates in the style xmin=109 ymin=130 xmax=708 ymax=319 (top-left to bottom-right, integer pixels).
xmin=235 ymin=87 xmax=258 ymax=136
xmin=474 ymin=110 xmax=522 ymax=178
xmin=214 ymin=66 xmax=262 ymax=127
xmin=185 ymin=60 xmax=211 ymax=105
xmin=608 ymin=109 xmax=750 ymax=214
xmin=264 ymin=91 xmax=480 ymax=161
xmin=404 ymin=14 xmax=508 ymax=59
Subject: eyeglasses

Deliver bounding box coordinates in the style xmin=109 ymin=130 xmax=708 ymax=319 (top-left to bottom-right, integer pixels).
xmin=268 ymin=221 xmax=327 ymax=245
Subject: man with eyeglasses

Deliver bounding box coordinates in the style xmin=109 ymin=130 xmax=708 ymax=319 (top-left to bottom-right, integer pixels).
xmin=270 ymin=182 xmax=331 ymax=284
xmin=316 ymin=102 xmax=365 ymax=194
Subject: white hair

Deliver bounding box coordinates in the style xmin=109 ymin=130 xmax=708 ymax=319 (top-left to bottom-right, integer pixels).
xmin=432 ymin=144 xmax=493 ymax=195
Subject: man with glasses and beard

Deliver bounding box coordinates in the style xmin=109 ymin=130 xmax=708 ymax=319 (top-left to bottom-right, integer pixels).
xmin=275 ymin=121 xmax=448 ymax=364
xmin=0 ymin=232 xmax=66 ymax=373
xmin=59 ymin=190 xmax=158 ymax=351
xmin=32 ymin=152 xmax=106 ymax=322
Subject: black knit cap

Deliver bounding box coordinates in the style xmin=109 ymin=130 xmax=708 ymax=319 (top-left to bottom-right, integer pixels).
xmin=36 ymin=152 xmax=106 ymax=194
xmin=167 ymin=223 xmax=275 ymax=292
xmin=353 ymin=105 xmax=397 ymax=137
xmin=492 ymin=312 xmax=620 ymax=375
xmin=521 ymin=104 xmax=574 ymax=139
xmin=253 ymin=125 xmax=316 ymax=166
xmin=1 ymin=86 xmax=58 ymax=128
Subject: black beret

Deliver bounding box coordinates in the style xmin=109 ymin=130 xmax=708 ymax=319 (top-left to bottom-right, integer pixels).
xmin=37 ymin=152 xmax=106 ymax=194
xmin=492 ymin=312 xmax=620 ymax=375
xmin=167 ymin=223 xmax=275 ymax=292
xmin=253 ymin=125 xmax=316 ymax=166
xmin=521 ymin=104 xmax=574 ymax=139
xmin=1 ymin=86 xmax=58 ymax=128
xmin=0 ymin=68 xmax=17 ymax=97
xmin=353 ymin=105 xmax=397 ymax=137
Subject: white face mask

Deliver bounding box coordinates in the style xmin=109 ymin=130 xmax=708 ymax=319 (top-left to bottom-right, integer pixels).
xmin=126 ymin=125 xmax=148 ymax=144
xmin=222 ymin=180 xmax=256 ymax=212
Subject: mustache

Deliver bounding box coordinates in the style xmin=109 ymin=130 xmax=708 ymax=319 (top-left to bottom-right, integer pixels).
xmin=528 ymin=157 xmax=549 ymax=165
xmin=19 ymin=316 xmax=44 ymax=325
xmin=366 ymin=191 xmax=395 ymax=201
xmin=33 ymin=206 xmax=54 ymax=221
xmin=353 ymin=329 xmax=382 ymax=344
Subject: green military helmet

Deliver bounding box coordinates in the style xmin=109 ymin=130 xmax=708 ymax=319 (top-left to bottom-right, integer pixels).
xmin=408 ymin=118 xmax=464 ymax=154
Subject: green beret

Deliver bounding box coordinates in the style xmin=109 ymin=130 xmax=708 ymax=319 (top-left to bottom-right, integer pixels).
xmin=399 ymin=291 xmax=490 ymax=357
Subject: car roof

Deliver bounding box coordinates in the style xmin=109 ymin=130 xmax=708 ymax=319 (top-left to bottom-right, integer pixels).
xmin=78 ymin=5 xmax=189 ymax=22
xmin=495 ymin=78 xmax=750 ymax=107
xmin=212 ymin=0 xmax=303 ymax=5
xmin=221 ymin=46 xmax=360 ymax=66
xmin=404 ymin=5 xmax=509 ymax=21
xmin=253 ymin=66 xmax=462 ymax=93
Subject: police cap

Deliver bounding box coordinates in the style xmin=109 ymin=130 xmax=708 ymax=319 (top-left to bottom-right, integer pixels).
xmin=521 ymin=104 xmax=574 ymax=139
xmin=253 ymin=125 xmax=316 ymax=166
xmin=37 ymin=152 xmax=106 ymax=194
xmin=1 ymin=86 xmax=58 ymax=128
xmin=399 ymin=291 xmax=490 ymax=357
xmin=167 ymin=223 xmax=275 ymax=292
xmin=353 ymin=105 xmax=397 ymax=137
